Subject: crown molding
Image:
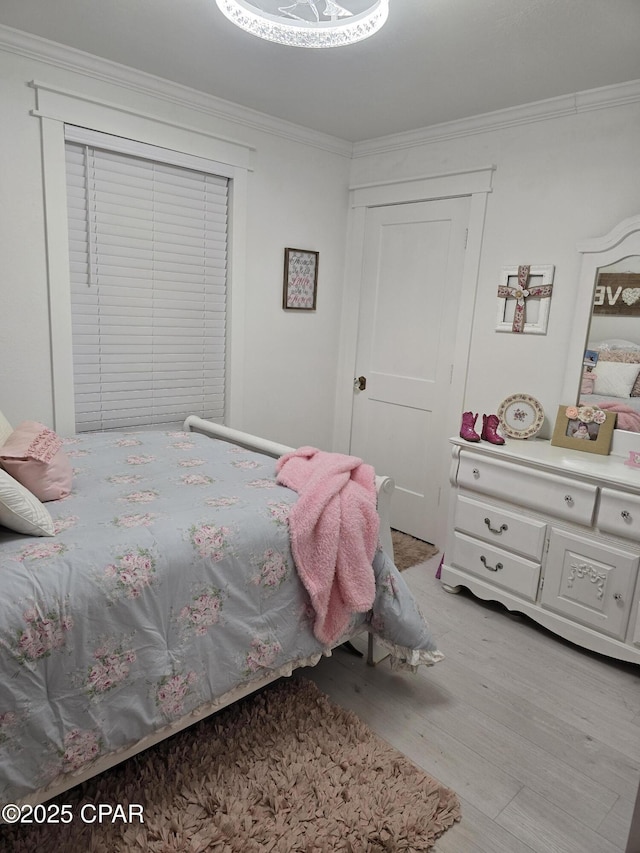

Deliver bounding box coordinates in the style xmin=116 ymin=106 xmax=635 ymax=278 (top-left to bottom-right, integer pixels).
xmin=2 ymin=24 xmax=638 ymax=162
xmin=574 ymin=79 xmax=640 ymax=113
xmin=352 ymin=79 xmax=640 ymax=158
xmin=0 ymin=24 xmax=353 ymax=158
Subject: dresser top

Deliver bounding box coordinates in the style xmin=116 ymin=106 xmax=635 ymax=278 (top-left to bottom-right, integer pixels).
xmin=450 ymin=437 xmax=640 ymax=494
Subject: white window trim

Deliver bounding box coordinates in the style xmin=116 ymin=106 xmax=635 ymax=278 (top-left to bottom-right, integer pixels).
xmin=65 ymin=131 xmax=230 ymax=430
xmin=35 ymin=83 xmax=251 ymax=435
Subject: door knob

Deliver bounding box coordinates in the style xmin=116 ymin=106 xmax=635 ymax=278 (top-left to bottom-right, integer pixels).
xmin=354 ymin=376 xmax=367 ymax=391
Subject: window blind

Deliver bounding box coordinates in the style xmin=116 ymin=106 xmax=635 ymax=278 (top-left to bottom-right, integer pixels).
xmin=65 ymin=137 xmax=228 ymax=432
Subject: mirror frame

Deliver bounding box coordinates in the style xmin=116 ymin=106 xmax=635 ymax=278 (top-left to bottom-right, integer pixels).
xmin=563 ymin=214 xmax=640 ymax=454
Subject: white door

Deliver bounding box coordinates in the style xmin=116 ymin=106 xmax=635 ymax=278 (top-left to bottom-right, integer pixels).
xmin=350 ymin=196 xmax=470 ymax=543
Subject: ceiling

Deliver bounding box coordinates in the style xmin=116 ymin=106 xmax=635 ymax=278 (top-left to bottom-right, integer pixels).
xmin=1 ymin=0 xmax=639 ymax=142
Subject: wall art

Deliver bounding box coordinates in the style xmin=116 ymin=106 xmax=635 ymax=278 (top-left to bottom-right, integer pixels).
xmin=496 ymin=264 xmax=555 ymax=334
xmin=592 ymin=272 xmax=640 ymax=316
xmin=283 ymin=248 xmax=319 ymax=311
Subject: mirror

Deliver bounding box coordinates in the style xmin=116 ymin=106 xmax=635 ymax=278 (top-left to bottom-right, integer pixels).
xmin=563 ymin=215 xmax=640 ymax=438
xmin=579 ymin=258 xmax=640 ymax=431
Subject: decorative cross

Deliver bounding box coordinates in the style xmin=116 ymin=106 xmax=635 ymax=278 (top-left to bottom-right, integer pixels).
xmin=497 ymin=265 xmax=554 ymax=333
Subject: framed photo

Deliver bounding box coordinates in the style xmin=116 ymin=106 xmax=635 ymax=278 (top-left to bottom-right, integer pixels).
xmin=282 ymin=248 xmax=319 ymax=311
xmin=583 ymin=349 xmax=599 ymax=371
xmin=551 ymin=405 xmax=616 ymax=455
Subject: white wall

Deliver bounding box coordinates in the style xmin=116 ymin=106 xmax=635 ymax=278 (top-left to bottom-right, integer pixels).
xmin=240 ymin=134 xmax=351 ymax=447
xmin=0 ymin=35 xmax=352 ymax=450
xmin=348 ymin=95 xmax=640 ymax=439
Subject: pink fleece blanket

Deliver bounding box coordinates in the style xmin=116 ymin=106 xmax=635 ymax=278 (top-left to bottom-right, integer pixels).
xmin=275 ymin=446 xmax=380 ymax=645
xmin=595 ymin=401 xmax=640 ymax=432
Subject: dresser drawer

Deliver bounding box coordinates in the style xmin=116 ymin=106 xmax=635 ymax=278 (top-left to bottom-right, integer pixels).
xmin=597 ymin=488 xmax=640 ymax=541
xmin=454 ymin=495 xmax=547 ymax=560
xmin=450 ymin=531 xmax=541 ymax=601
xmin=457 ymin=452 xmax=597 ymax=526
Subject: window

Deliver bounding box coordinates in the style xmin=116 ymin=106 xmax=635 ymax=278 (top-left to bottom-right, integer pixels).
xmin=65 ymin=131 xmax=228 ymax=431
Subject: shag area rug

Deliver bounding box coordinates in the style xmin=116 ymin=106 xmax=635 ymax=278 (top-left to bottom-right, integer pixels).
xmin=1 ymin=678 xmax=460 ymax=853
xmin=391 ymin=530 xmax=438 ymax=572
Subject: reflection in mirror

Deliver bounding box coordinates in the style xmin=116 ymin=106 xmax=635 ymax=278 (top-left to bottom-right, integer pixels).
xmin=564 ymin=215 xmax=640 ymax=447
xmin=578 ymin=257 xmax=640 ymax=432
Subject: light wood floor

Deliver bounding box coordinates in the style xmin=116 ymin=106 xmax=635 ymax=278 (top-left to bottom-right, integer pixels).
xmin=304 ymin=555 xmax=640 ymax=853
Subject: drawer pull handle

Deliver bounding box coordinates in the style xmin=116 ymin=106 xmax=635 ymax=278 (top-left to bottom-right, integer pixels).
xmin=472 ymin=468 xmax=480 ymax=477
xmin=484 ymin=517 xmax=508 ymax=535
xmin=621 ymin=510 xmax=631 ymax=522
xmin=480 ymin=555 xmax=503 ymax=572
xmin=614 ymin=593 xmax=623 ymax=602
xmin=564 ymin=495 xmax=574 ymax=506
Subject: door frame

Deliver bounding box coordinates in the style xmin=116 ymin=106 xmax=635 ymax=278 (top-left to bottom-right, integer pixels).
xmin=332 ymin=167 xmax=494 ymax=543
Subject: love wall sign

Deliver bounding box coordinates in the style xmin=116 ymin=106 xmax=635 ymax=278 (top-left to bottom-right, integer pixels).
xmin=593 ymin=273 xmax=640 ymax=316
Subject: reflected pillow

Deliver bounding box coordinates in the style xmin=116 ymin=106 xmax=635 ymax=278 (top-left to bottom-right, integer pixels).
xmin=580 ymin=372 xmax=596 ymax=395
xmin=0 ymin=469 xmax=55 ymax=536
xmin=593 ymin=361 xmax=640 ymax=398
xmin=590 ymin=339 xmax=640 ymax=352
xmin=0 ymin=410 xmax=12 ymax=447
xmin=0 ymin=421 xmax=73 ymax=502
xmin=594 ymin=350 xmax=640 ymax=396
xmin=596 ymin=349 xmax=640 ymax=363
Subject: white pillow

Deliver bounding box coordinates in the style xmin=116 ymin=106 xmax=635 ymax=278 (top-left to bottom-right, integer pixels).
xmin=0 ymin=469 xmax=55 ymax=536
xmin=0 ymin=410 xmax=12 ymax=447
xmin=593 ymin=361 xmax=640 ymax=398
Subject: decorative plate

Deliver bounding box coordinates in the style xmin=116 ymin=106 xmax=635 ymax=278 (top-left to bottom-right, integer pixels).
xmin=497 ymin=394 xmax=545 ymax=439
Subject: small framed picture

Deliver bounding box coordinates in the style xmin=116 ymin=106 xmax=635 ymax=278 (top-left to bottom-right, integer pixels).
xmin=551 ymin=405 xmax=616 ymax=455
xmin=283 ymin=248 xmax=319 ymax=311
xmin=583 ymin=349 xmax=599 ymax=372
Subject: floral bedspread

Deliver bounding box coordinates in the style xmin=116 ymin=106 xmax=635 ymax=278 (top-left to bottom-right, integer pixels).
xmin=0 ymin=429 xmax=441 ymax=801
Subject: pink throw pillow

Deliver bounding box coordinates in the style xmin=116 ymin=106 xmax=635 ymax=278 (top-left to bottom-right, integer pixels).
xmin=0 ymin=421 xmax=73 ymax=502
xmin=580 ymin=371 xmax=596 ymax=395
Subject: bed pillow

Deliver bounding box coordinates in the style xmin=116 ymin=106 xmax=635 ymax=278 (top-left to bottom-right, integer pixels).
xmin=0 ymin=469 xmax=55 ymax=536
xmin=0 ymin=410 xmax=12 ymax=447
xmin=593 ymin=349 xmax=640 ymax=395
xmin=596 ymin=349 xmax=640 ymax=363
xmin=592 ymin=361 xmax=640 ymax=398
xmin=590 ymin=339 xmax=640 ymax=352
xmin=0 ymin=421 xmax=73 ymax=502
xmin=581 ymin=371 xmax=596 ymax=395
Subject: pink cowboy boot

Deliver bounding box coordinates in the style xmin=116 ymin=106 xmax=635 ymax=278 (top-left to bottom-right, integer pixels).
xmin=481 ymin=413 xmax=505 ymax=445
xmin=460 ymin=411 xmax=481 ymax=442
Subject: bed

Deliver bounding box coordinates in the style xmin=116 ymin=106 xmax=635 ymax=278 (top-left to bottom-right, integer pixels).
xmin=579 ymin=340 xmax=640 ymax=430
xmin=0 ymin=414 xmax=442 ymax=807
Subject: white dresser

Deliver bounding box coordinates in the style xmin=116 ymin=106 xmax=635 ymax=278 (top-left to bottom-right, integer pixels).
xmin=441 ymin=437 xmax=640 ymax=664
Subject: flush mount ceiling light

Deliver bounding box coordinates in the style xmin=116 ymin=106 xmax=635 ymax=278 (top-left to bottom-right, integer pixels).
xmin=215 ymin=0 xmax=389 ymax=48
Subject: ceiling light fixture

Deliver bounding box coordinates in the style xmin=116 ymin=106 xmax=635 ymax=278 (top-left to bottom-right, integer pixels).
xmin=215 ymin=0 xmax=389 ymax=48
